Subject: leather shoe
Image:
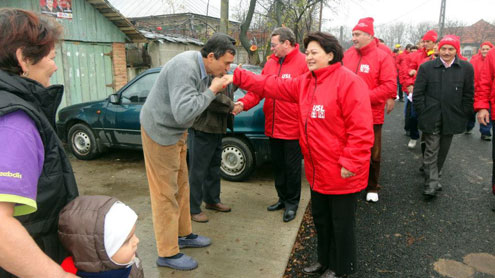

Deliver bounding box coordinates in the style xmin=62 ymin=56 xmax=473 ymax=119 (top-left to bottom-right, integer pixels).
xmin=283 ymin=209 xmax=296 ymax=222
xmin=303 ymin=262 xmax=327 ymax=275
xmin=320 ymin=269 xmax=347 ymax=278
xmin=191 ymin=212 xmax=208 ymax=223
xmin=423 ymin=185 xmax=437 ymax=199
xmin=205 ymin=202 xmax=231 ymax=212
xmin=267 ymin=201 xmax=285 ymax=211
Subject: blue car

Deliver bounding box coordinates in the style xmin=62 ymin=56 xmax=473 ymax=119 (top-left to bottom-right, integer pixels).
xmin=56 ymin=65 xmax=270 ymax=181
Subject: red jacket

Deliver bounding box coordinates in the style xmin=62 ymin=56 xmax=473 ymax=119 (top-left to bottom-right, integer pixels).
xmin=470 ymin=53 xmax=485 ymax=93
xmin=238 ymin=45 xmax=308 ymax=139
xmin=233 ymin=63 xmax=374 ymax=195
xmin=404 ymin=48 xmax=434 ymax=88
xmin=474 ymin=48 xmax=495 ymax=119
xmin=396 ymin=50 xmax=410 ymax=92
xmin=343 ymin=40 xmax=397 ymax=124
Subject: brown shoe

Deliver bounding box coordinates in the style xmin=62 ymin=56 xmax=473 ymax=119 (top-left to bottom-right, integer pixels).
xmin=191 ymin=212 xmax=208 ymax=223
xmin=205 ymin=203 xmax=231 ymax=212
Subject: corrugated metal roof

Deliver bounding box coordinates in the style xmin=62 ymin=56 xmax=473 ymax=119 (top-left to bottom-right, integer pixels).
xmin=139 ymin=30 xmax=204 ymax=45
xmin=86 ymin=0 xmax=147 ymax=42
xmin=108 ymin=0 xmax=224 ymax=19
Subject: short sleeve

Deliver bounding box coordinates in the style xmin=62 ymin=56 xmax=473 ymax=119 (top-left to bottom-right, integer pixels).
xmin=0 ymin=110 xmax=44 ymax=216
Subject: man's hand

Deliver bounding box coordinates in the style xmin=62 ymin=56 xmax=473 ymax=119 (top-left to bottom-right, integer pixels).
xmin=409 ymin=69 xmax=416 ymax=76
xmin=341 ymin=167 xmax=355 ymax=179
xmin=385 ymin=98 xmax=395 ymax=114
xmin=477 ymin=109 xmax=490 ymax=126
xmin=210 ymin=75 xmax=232 ymax=94
xmin=232 ymin=101 xmax=244 ymax=115
xmin=407 ymin=85 xmax=414 ymax=94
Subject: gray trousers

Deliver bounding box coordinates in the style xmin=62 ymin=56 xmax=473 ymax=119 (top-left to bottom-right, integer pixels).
xmin=188 ymin=129 xmax=223 ymax=214
xmin=422 ymin=132 xmax=453 ymax=189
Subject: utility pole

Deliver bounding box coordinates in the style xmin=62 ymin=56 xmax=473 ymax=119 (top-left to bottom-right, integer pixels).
xmin=318 ymin=1 xmax=323 ymax=31
xmin=438 ymin=0 xmax=446 ymax=38
xmin=220 ymin=0 xmax=229 ymax=34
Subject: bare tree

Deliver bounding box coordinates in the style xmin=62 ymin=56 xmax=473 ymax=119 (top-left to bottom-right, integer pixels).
xmin=376 ymin=22 xmax=406 ymax=48
xmin=406 ymin=21 xmax=436 ymax=45
xmin=239 ymin=0 xmax=261 ymax=64
xmin=443 ymin=19 xmax=466 ymax=39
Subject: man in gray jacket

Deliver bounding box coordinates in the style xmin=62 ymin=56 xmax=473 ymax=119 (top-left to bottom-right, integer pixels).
xmin=140 ymin=33 xmax=234 ymax=270
xmin=188 ymin=83 xmax=236 ymax=223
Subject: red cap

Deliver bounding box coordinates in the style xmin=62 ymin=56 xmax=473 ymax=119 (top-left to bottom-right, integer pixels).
xmin=422 ymin=30 xmax=438 ymax=42
xmin=481 ymin=41 xmax=494 ymax=49
xmin=438 ymin=35 xmax=460 ymax=55
xmin=352 ymin=17 xmax=374 ymax=36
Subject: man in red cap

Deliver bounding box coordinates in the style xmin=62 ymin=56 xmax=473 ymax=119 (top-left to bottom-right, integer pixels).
xmin=469 ymin=41 xmax=493 ymax=140
xmin=403 ymin=30 xmax=438 ymax=150
xmin=342 ymin=17 xmax=397 ymax=203
xmin=413 ymin=35 xmax=474 ymax=199
xmin=475 ymin=46 xmax=495 ymax=197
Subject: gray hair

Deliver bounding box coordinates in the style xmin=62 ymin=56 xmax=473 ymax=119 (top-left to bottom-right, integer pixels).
xmin=271 ymin=27 xmax=296 ymax=46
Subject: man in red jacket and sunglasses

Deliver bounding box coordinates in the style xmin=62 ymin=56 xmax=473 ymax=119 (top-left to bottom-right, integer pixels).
xmin=234 ymin=27 xmax=308 ymax=222
xmin=342 ymin=17 xmax=397 ymax=203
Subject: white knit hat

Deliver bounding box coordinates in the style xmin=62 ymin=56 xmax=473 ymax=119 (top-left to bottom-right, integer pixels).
xmin=104 ymin=201 xmax=138 ymax=260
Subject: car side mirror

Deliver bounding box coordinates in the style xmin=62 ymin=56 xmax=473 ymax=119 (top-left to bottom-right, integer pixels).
xmin=109 ymin=94 xmax=120 ymax=104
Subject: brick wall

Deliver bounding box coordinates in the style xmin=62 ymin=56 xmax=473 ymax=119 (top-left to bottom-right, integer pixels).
xmin=112 ymin=42 xmax=128 ymax=91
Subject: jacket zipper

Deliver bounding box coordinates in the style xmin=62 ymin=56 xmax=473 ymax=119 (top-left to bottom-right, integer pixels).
xmin=272 ymin=62 xmax=284 ymax=135
xmin=305 ymin=75 xmax=317 ymax=189
xmin=354 ymin=52 xmax=362 ymax=74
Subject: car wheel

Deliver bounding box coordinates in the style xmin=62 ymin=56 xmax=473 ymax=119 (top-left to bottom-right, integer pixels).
xmin=68 ymin=123 xmax=100 ymax=160
xmin=220 ymin=137 xmax=255 ymax=181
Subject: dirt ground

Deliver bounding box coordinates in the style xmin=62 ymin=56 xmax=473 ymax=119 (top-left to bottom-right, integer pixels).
xmin=68 ymin=147 xmax=308 ymax=278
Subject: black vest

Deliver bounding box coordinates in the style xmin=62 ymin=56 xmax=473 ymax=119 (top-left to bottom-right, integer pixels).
xmin=0 ymin=70 xmax=79 ymax=277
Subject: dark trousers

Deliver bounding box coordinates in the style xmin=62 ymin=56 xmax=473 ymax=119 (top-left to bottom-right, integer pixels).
xmin=404 ymin=97 xmax=411 ymax=132
xmin=481 ymin=110 xmax=492 ymax=136
xmin=466 ymin=112 xmax=476 ymax=132
xmin=188 ymin=129 xmax=223 ymax=214
xmin=492 ymin=121 xmax=495 ymax=185
xmin=311 ymin=190 xmax=358 ymax=275
xmin=407 ymin=101 xmax=420 ymax=140
xmin=269 ymin=138 xmax=302 ymax=210
xmin=367 ymin=124 xmax=382 ymax=192
xmin=423 ymin=132 xmax=453 ymax=189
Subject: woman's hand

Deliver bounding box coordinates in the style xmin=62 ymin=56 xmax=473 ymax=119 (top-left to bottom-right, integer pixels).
xmin=341 ymin=167 xmax=355 ymax=179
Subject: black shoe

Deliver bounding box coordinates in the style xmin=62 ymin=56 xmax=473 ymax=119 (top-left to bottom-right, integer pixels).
xmin=423 ymin=185 xmax=437 ymax=199
xmin=283 ymin=209 xmax=296 ymax=222
xmin=267 ymin=201 xmax=285 ymax=211
xmin=481 ymin=134 xmax=492 ymax=141
xmin=320 ymin=268 xmax=345 ymax=278
xmin=303 ymin=262 xmax=327 ymax=275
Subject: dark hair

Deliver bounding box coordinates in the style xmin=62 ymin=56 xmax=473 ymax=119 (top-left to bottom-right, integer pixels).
xmin=0 ymin=8 xmax=63 ymax=75
xmin=303 ymin=32 xmax=343 ymax=65
xmin=393 ymin=48 xmax=399 ymax=54
xmin=271 ymin=27 xmax=296 ymax=46
xmin=405 ymin=44 xmax=413 ymax=51
xmin=410 ymin=46 xmax=418 ymax=50
xmin=378 ymin=38 xmax=385 ymax=43
xmin=200 ymin=33 xmax=236 ymax=59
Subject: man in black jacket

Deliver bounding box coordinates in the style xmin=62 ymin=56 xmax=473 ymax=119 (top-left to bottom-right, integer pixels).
xmin=413 ymin=35 xmax=474 ymax=198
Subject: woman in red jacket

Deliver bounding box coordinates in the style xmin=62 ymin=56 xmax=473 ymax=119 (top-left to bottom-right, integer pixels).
xmin=230 ymin=32 xmax=374 ymax=278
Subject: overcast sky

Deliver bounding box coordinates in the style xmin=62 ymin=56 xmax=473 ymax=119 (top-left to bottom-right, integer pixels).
xmin=327 ymin=0 xmax=495 ymax=28
xmin=230 ymin=0 xmax=495 ymax=28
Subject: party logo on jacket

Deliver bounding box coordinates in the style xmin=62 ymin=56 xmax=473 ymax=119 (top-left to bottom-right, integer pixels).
xmin=281 ymin=73 xmax=292 ymax=79
xmin=311 ymin=105 xmax=325 ymax=119
xmin=360 ymin=64 xmax=370 ymax=73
